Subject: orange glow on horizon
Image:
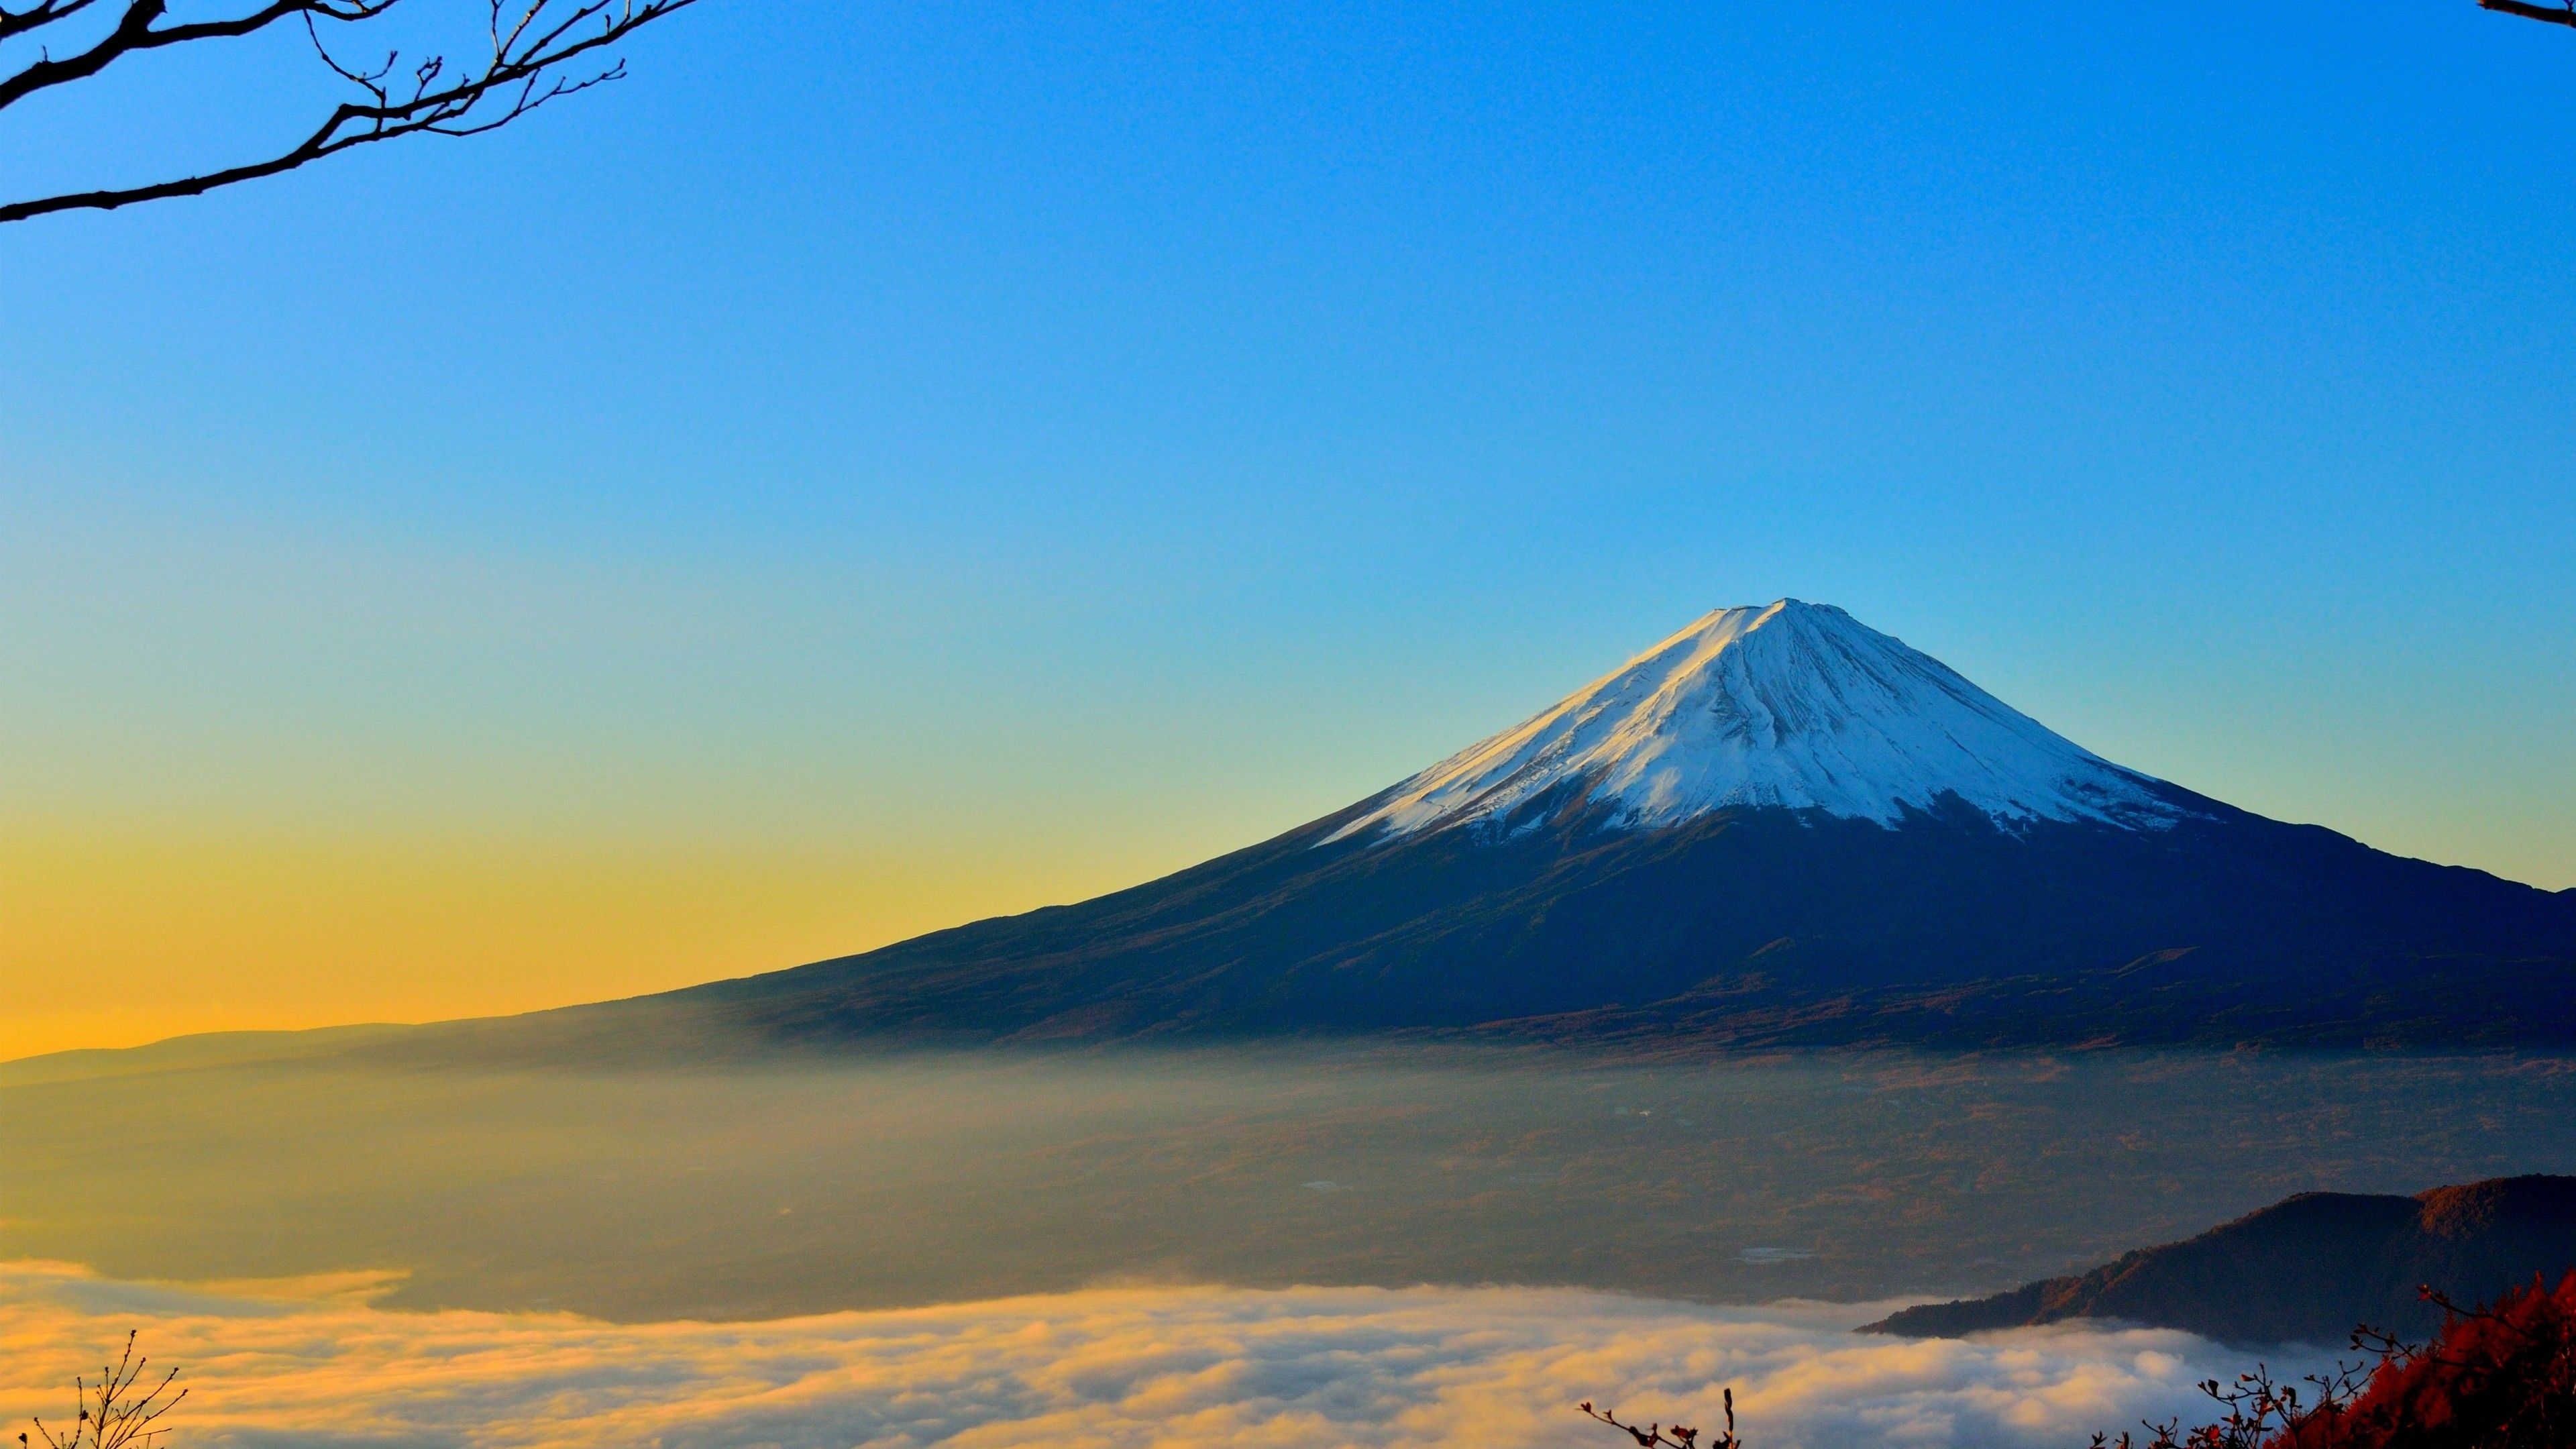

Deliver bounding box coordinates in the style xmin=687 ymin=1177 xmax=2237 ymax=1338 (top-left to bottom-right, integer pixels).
xmin=0 ymin=826 xmax=1151 ymax=1059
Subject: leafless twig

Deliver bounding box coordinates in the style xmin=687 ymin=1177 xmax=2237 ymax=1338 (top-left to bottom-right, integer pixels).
xmin=23 ymin=1330 xmax=186 ymax=1449
xmin=0 ymin=0 xmax=697 ymax=223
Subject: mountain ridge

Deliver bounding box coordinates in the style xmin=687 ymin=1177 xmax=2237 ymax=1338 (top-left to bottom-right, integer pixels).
xmin=1862 ymin=1175 xmax=2576 ymax=1345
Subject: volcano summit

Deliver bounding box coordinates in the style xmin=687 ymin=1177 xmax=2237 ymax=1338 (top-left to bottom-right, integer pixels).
xmin=581 ymin=602 xmax=2575 ymax=1051
xmin=1339 ymin=600 xmax=2184 ymax=839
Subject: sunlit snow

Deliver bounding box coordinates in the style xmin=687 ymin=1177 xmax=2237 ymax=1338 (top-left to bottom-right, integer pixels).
xmin=1336 ymin=600 xmax=2187 ymax=841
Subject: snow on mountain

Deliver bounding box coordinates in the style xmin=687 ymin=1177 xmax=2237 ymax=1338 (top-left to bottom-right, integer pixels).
xmin=1332 ymin=600 xmax=2189 ymax=843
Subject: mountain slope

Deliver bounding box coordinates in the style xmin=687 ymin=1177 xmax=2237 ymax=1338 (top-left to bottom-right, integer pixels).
xmin=609 ymin=602 xmax=2574 ymax=1051
xmin=1864 ymin=1175 xmax=2576 ymax=1344
xmin=652 ymin=790 xmax=2573 ymax=1048
xmin=1340 ymin=600 xmax=2181 ymax=838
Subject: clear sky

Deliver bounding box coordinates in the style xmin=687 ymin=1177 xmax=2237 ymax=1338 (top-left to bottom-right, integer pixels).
xmin=3 ymin=1 xmax=2572 ymax=1055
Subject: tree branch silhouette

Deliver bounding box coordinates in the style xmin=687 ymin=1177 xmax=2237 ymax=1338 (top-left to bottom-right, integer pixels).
xmin=0 ymin=0 xmax=696 ymax=224
xmin=22 ymin=1330 xmax=186 ymax=1449
xmin=2481 ymin=1 xmax=2576 ymax=30
xmin=1578 ymin=1389 xmax=1738 ymax=1449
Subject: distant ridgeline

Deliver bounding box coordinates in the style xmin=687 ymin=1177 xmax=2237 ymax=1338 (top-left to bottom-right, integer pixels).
xmin=1866 ymin=1175 xmax=2576 ymax=1346
xmin=455 ymin=602 xmax=2576 ymax=1057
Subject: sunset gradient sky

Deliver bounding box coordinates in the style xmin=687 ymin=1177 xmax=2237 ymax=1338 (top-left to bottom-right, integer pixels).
xmin=4 ymin=1 xmax=2573 ymax=1054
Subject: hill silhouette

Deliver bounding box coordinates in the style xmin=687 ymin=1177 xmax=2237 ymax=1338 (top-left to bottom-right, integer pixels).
xmin=1864 ymin=1175 xmax=2576 ymax=1344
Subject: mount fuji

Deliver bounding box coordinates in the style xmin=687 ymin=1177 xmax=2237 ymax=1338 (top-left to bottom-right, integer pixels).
xmin=592 ymin=601 xmax=2575 ymax=1051
xmin=1335 ymin=600 xmax=2184 ymax=840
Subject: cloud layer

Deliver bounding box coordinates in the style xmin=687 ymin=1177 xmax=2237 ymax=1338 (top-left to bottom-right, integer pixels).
xmin=0 ymin=1262 xmax=2316 ymax=1449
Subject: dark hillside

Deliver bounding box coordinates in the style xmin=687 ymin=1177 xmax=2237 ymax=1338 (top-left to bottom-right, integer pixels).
xmin=1866 ymin=1175 xmax=2576 ymax=1344
xmin=620 ymin=785 xmax=2576 ymax=1050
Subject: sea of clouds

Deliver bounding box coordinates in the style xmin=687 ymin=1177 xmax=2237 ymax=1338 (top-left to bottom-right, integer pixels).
xmin=0 ymin=1260 xmax=2327 ymax=1449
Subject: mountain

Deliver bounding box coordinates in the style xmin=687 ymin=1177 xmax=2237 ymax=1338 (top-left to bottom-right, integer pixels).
xmin=1336 ymin=600 xmax=2183 ymax=839
xmin=583 ymin=600 xmax=2573 ymax=1051
xmin=1863 ymin=1175 xmax=2576 ymax=1345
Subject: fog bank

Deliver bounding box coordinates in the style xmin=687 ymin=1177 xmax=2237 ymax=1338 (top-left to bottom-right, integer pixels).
xmin=8 ymin=1044 xmax=2575 ymax=1319
xmin=0 ymin=1261 xmax=2318 ymax=1449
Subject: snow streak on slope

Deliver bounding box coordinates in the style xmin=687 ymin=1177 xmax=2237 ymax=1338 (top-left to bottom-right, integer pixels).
xmin=1335 ymin=600 xmax=2187 ymax=842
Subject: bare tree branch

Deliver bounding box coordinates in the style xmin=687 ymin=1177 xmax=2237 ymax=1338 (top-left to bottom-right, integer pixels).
xmin=0 ymin=1 xmax=398 ymax=113
xmin=2481 ymin=0 xmax=2576 ymax=30
xmin=0 ymin=0 xmax=697 ymax=225
xmin=29 ymin=1330 xmax=187 ymax=1449
xmin=0 ymin=0 xmax=111 ymax=47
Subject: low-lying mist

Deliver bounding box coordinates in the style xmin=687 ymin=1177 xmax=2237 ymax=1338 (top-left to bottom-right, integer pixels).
xmin=5 ymin=1033 xmax=2574 ymax=1321
xmin=0 ymin=1262 xmax=2328 ymax=1449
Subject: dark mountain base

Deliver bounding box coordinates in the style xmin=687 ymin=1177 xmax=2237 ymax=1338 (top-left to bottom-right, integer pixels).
xmin=1863 ymin=1175 xmax=2576 ymax=1345
xmin=587 ymin=788 xmax=2575 ymax=1053
xmin=1438 ymin=951 xmax=2576 ymax=1053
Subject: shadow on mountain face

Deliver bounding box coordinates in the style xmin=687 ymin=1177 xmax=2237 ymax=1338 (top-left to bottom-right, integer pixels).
xmin=477 ymin=600 xmax=2575 ymax=1059
xmin=498 ymin=790 xmax=2576 ymax=1057
xmin=195 ymin=608 xmax=2573 ymax=1069
xmin=1866 ymin=1175 xmax=2576 ymax=1346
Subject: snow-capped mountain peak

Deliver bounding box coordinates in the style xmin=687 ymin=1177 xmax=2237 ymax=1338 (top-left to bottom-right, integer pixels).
xmin=1332 ymin=600 xmax=2186 ymax=843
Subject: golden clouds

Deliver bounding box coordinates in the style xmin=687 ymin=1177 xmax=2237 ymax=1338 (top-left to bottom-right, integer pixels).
xmin=0 ymin=1262 xmax=2298 ymax=1449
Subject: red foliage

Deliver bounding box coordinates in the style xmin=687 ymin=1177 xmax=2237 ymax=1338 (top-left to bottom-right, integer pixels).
xmin=1597 ymin=1276 xmax=2576 ymax=1449
xmin=2268 ymin=1271 xmax=2576 ymax=1449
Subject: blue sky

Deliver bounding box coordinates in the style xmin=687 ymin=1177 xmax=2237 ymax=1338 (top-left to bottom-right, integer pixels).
xmin=3 ymin=1 xmax=2571 ymax=1046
